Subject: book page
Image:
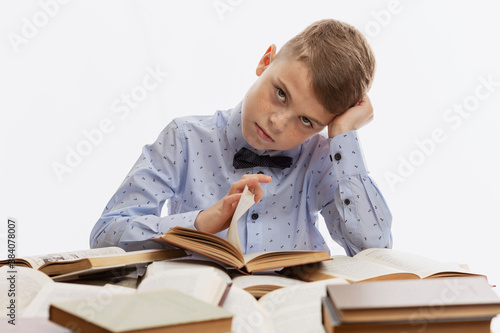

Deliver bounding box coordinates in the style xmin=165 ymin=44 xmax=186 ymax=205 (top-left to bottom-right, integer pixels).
xmin=312 ymin=255 xmax=417 ymax=282
xmin=21 ymin=282 xmax=134 ymax=318
xmin=232 ymin=274 xmax=305 ymax=290
xmin=0 ymin=266 xmax=53 ymax=314
xmin=258 ymin=278 xmax=347 ymax=333
xmin=142 ymin=258 xmax=231 ymax=283
xmin=355 ymin=248 xmax=470 ymax=278
xmin=222 ymin=286 xmax=274 ymax=333
xmin=138 ymin=267 xmax=230 ymax=305
xmin=20 ymin=247 xmax=125 ymax=270
xmin=226 ymin=185 xmax=255 ymax=254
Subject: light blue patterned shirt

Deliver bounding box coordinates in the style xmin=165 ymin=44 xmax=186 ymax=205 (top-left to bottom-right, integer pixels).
xmin=90 ymin=103 xmax=392 ymax=256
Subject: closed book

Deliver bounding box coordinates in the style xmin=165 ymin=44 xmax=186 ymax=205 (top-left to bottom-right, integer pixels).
xmin=321 ymin=296 xmax=493 ymax=333
xmin=49 ymin=289 xmax=233 ymax=333
xmin=325 ymin=277 xmax=500 ymax=324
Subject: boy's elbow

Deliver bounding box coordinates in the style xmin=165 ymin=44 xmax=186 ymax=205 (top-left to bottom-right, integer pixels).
xmin=366 ymin=229 xmax=393 ymax=251
xmin=354 ymin=225 xmax=393 ymax=255
xmin=89 ymin=216 xmax=117 ymax=249
xmin=89 ymin=230 xmax=105 ymax=249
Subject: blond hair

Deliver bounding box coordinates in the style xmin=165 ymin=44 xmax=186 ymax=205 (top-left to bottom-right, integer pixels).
xmin=277 ymin=19 xmax=375 ymax=114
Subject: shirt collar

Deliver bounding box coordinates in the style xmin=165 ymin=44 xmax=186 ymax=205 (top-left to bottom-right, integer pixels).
xmin=226 ymin=101 xmax=302 ymax=180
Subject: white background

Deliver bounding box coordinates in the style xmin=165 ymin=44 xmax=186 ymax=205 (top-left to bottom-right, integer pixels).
xmin=1 ymin=0 xmax=499 ymax=288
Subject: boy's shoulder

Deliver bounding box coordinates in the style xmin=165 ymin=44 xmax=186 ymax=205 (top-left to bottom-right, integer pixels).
xmin=304 ymin=130 xmax=330 ymax=150
xmin=171 ymin=109 xmax=231 ymax=130
xmin=298 ymin=131 xmax=332 ymax=166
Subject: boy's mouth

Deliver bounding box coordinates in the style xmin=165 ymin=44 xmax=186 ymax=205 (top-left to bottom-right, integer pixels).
xmin=255 ymin=123 xmax=274 ymax=142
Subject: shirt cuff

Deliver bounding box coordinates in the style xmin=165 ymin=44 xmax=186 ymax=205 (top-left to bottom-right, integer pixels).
xmin=157 ymin=210 xmax=200 ymax=233
xmin=328 ymin=130 xmax=368 ymax=178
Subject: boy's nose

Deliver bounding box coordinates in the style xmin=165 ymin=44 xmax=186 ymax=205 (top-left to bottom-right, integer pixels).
xmin=269 ymin=111 xmax=289 ymax=131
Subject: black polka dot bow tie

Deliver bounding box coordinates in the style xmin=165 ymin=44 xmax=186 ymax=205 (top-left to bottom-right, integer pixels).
xmin=233 ymin=147 xmax=293 ymax=169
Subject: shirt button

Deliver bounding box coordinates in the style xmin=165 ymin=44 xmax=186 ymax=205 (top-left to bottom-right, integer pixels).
xmin=251 ymin=213 xmax=259 ymax=220
xmin=257 ymin=171 xmax=264 ymax=175
xmin=344 ymin=199 xmax=351 ymax=205
xmin=334 ymin=153 xmax=342 ymax=161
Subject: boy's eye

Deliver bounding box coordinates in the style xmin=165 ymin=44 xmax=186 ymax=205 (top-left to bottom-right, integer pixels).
xmin=300 ymin=116 xmax=313 ymax=127
xmin=276 ymin=88 xmax=286 ymax=102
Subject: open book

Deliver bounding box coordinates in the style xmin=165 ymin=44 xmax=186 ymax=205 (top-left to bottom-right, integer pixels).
xmin=138 ymin=260 xmax=232 ymax=306
xmin=49 ymin=289 xmax=233 ymax=333
xmin=279 ymin=248 xmax=485 ymax=283
xmin=0 ymin=266 xmax=136 ymax=319
xmin=153 ymin=186 xmax=331 ymax=274
xmin=139 ymin=258 xmax=306 ymax=300
xmin=0 ymin=246 xmax=186 ymax=277
xmin=137 ymin=259 xmax=348 ymax=333
xmin=223 ymin=277 xmax=348 ymax=332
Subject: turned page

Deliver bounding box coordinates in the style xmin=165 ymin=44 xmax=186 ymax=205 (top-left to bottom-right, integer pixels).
xmin=225 ymin=185 xmax=255 ymax=254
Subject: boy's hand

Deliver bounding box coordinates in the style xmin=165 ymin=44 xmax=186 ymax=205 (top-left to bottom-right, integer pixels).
xmin=194 ymin=174 xmax=272 ymax=234
xmin=328 ymin=94 xmax=374 ymax=138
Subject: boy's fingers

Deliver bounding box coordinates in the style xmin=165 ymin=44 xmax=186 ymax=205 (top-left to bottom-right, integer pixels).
xmin=229 ymin=174 xmax=272 ymax=195
xmin=247 ymin=181 xmax=268 ymax=203
xmin=228 ymin=178 xmax=253 ymax=195
xmin=243 ymin=174 xmax=271 ymax=202
xmin=222 ymin=193 xmax=242 ymax=212
xmin=240 ymin=174 xmax=272 ymax=185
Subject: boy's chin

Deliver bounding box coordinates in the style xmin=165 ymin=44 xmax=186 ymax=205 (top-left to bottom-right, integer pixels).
xmin=243 ymin=131 xmax=299 ymax=151
xmin=245 ymin=139 xmax=275 ymax=151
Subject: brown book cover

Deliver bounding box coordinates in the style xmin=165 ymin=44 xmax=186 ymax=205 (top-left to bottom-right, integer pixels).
xmin=1 ymin=247 xmax=187 ymax=277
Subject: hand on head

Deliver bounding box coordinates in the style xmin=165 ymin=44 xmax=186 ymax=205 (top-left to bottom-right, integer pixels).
xmin=328 ymin=94 xmax=374 ymax=138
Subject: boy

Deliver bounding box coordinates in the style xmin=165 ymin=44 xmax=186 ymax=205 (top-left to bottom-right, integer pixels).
xmin=90 ymin=19 xmax=392 ymax=257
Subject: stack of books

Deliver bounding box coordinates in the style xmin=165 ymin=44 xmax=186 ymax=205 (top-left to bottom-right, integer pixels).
xmin=322 ymin=277 xmax=500 ymax=333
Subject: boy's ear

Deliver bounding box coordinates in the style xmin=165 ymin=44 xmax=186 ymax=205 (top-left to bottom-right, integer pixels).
xmin=256 ymin=44 xmax=277 ymax=76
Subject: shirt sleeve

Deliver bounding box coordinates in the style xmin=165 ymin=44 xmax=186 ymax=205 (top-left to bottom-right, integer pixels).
xmin=319 ymin=131 xmax=393 ymax=256
xmin=89 ymin=121 xmax=199 ymax=251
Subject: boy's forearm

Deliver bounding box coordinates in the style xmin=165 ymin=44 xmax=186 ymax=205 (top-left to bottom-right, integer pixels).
xmin=323 ymin=172 xmax=393 ymax=256
xmin=322 ymin=130 xmax=392 ymax=256
xmin=328 ymin=123 xmax=356 ymax=138
xmin=90 ymin=211 xmax=199 ymax=251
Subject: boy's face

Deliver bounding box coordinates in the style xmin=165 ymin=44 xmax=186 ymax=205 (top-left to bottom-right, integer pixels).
xmin=241 ymin=49 xmax=335 ymax=151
